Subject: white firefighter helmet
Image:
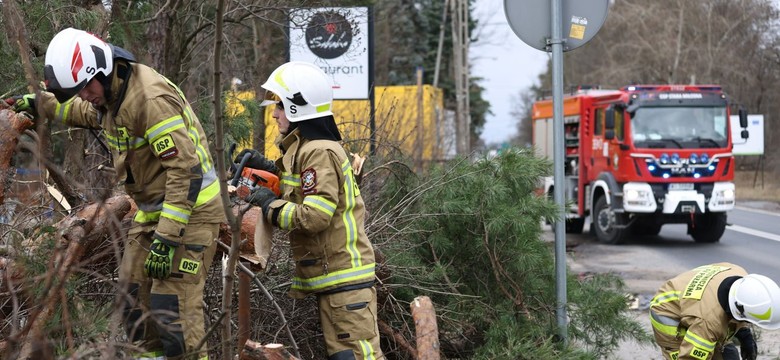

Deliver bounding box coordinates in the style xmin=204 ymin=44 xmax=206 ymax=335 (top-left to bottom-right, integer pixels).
xmin=44 ymin=28 xmax=113 ymax=102
xmin=729 ymin=274 xmax=780 ymax=329
xmin=260 ymin=61 xmax=333 ymax=122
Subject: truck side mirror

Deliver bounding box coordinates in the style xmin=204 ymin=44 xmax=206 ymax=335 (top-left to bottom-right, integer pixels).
xmin=739 ymin=108 xmax=748 ymax=128
xmin=605 ymin=108 xmax=615 ymax=130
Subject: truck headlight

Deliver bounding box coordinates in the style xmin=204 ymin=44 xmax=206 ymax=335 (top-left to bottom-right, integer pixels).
xmin=625 ymin=189 xmax=640 ymax=201
xmin=719 ymin=188 xmax=734 ymax=201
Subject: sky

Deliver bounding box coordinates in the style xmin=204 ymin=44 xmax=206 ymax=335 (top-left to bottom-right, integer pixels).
xmin=472 ymin=0 xmax=549 ymax=145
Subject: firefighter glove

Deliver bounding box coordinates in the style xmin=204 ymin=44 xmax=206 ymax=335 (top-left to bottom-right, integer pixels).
xmin=4 ymin=94 xmax=36 ymax=114
xmin=234 ymin=149 xmax=278 ymax=173
xmin=245 ymin=186 xmax=277 ymax=214
xmin=144 ymin=238 xmax=177 ymax=280
xmin=735 ymin=327 xmax=757 ymax=360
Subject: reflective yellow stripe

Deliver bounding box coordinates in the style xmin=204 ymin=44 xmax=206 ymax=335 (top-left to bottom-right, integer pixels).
xmin=303 ymin=195 xmax=336 ymax=217
xmin=651 ymin=290 xmax=680 ymax=307
xmin=161 ymin=203 xmax=191 ymax=224
xmin=194 ymin=178 xmax=220 ymax=207
xmin=134 ymin=210 xmax=161 ymax=223
xmin=342 ymin=159 xmax=361 ymax=267
xmin=649 ymin=313 xmax=679 ymax=337
xmin=684 ymin=330 xmax=716 ymax=351
xmin=282 ymin=172 xmax=300 ymax=186
xmin=279 ymin=202 xmax=295 ymax=230
xmin=359 ymin=339 xmax=376 ymax=360
xmin=145 ymin=115 xmax=185 ymax=142
xmin=291 ymin=263 xmax=375 ymax=291
xmin=55 ymin=98 xmax=74 ymax=123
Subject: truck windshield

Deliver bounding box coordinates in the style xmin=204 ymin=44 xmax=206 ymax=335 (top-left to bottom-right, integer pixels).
xmin=630 ymin=106 xmax=728 ymax=149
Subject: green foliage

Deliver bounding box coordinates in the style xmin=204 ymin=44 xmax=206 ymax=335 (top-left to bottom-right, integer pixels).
xmin=377 ymin=149 xmax=650 ymax=357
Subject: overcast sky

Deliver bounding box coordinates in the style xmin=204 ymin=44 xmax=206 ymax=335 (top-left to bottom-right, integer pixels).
xmin=472 ymin=0 xmax=549 ymax=145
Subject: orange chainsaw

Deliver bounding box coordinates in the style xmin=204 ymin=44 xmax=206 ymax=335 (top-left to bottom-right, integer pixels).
xmin=229 ymin=144 xmax=280 ymax=199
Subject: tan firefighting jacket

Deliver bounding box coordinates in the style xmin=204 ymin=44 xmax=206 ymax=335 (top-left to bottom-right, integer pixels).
xmin=268 ymin=129 xmax=375 ymax=298
xmin=650 ymin=262 xmax=749 ymax=359
xmin=37 ymin=60 xmax=224 ymax=245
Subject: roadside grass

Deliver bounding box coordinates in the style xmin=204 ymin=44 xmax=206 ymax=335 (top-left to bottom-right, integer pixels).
xmin=734 ymin=170 xmax=780 ymax=202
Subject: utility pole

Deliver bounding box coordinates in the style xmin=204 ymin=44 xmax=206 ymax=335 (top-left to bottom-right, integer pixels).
xmin=451 ymin=0 xmax=470 ymax=155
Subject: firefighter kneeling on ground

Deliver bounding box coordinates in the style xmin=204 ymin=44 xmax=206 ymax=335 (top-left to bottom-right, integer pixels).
xmin=650 ymin=262 xmax=780 ymax=360
xmin=235 ymin=61 xmax=383 ymax=360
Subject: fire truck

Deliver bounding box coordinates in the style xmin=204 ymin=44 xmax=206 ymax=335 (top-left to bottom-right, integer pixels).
xmin=532 ymin=85 xmax=748 ymax=244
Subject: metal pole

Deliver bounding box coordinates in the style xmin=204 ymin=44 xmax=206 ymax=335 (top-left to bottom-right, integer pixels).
xmin=550 ymin=0 xmax=568 ymax=345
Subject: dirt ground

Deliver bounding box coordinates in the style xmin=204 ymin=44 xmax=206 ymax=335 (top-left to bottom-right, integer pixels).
xmin=561 ymin=204 xmax=780 ymax=359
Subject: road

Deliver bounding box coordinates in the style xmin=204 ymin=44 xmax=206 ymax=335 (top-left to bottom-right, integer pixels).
xmin=567 ymin=205 xmax=780 ymax=292
xmin=563 ymin=204 xmax=780 ymax=359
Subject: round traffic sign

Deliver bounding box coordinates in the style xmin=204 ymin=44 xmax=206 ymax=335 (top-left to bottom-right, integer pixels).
xmin=504 ymin=0 xmax=609 ymax=52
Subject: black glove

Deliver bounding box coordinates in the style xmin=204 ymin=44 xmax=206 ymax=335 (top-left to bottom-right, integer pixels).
xmin=245 ymin=186 xmax=277 ymax=214
xmin=234 ymin=149 xmax=278 ymax=173
xmin=735 ymin=327 xmax=758 ymax=360
xmin=144 ymin=238 xmax=177 ymax=280
xmin=4 ymin=94 xmax=36 ymax=114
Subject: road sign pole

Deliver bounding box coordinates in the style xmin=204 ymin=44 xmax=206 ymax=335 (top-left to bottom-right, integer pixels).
xmin=550 ymin=0 xmax=568 ymax=346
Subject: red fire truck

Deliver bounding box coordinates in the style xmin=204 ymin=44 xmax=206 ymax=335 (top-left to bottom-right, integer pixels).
xmin=532 ymin=85 xmax=748 ymax=244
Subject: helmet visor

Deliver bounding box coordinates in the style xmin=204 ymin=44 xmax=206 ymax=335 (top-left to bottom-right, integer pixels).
xmin=44 ymin=64 xmax=87 ymax=103
xmin=259 ymin=91 xmax=280 ymax=107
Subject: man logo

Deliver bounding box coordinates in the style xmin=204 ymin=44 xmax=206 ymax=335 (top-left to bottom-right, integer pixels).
xmin=305 ymin=11 xmax=352 ymax=59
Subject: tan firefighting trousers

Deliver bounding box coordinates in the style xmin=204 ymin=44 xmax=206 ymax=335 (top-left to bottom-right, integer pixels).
xmin=318 ymin=287 xmax=383 ymax=359
xmin=120 ymin=222 xmax=218 ymax=360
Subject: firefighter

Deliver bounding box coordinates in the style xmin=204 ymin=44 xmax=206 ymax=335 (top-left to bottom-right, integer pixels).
xmin=235 ymin=61 xmax=383 ymax=360
xmin=650 ymin=262 xmax=780 ymax=360
xmin=5 ymin=28 xmax=223 ymax=359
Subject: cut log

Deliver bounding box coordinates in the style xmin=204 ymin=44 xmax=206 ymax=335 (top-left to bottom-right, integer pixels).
xmin=239 ymin=340 xmax=299 ymax=360
xmin=411 ymin=296 xmax=440 ymax=360
xmin=0 ymin=108 xmax=34 ymax=205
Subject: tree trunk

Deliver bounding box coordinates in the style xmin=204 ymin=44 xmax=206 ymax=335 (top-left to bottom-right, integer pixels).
xmin=0 ymin=108 xmax=34 ymax=205
xmin=411 ymin=296 xmax=441 ymax=360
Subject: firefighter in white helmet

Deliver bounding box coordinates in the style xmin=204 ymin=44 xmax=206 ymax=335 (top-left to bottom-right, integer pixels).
xmin=6 ymin=28 xmax=223 ymax=359
xmin=235 ymin=61 xmax=383 ymax=360
xmin=650 ymin=262 xmax=780 ymax=360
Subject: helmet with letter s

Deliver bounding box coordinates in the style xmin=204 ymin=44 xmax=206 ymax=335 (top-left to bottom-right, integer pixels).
xmin=44 ymin=28 xmax=114 ymax=103
xmin=260 ymin=61 xmax=333 ymax=122
xmin=729 ymin=274 xmax=780 ymax=329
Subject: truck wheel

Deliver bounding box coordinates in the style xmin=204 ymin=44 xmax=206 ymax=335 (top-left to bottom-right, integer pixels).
xmin=594 ymin=196 xmax=627 ymax=244
xmin=690 ymin=212 xmax=727 ymax=243
xmin=566 ymin=218 xmax=585 ymax=234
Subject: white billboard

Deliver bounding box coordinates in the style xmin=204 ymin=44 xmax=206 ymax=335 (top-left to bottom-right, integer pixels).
xmin=730 ymin=114 xmax=764 ymax=155
xmin=289 ymin=7 xmax=370 ymax=100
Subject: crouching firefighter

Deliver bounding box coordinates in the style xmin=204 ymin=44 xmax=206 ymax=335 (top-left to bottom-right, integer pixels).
xmin=6 ymin=28 xmax=224 ymax=359
xmin=650 ymin=262 xmax=780 ymax=360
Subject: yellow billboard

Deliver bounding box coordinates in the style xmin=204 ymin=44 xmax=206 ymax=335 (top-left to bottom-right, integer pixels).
xmin=240 ymin=85 xmax=446 ymax=163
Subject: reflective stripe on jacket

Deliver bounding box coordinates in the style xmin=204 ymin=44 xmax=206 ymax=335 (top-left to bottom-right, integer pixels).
xmin=38 ymin=61 xmax=224 ymax=244
xmin=269 ymin=129 xmax=375 ymax=298
xmin=649 ymin=262 xmax=749 ymax=360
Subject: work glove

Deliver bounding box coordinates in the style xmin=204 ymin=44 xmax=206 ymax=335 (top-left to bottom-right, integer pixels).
xmin=4 ymin=94 xmax=36 ymax=114
xmin=245 ymin=186 xmax=278 ymax=215
xmin=735 ymin=327 xmax=758 ymax=360
xmin=234 ymin=149 xmax=278 ymax=173
xmin=144 ymin=238 xmax=177 ymax=280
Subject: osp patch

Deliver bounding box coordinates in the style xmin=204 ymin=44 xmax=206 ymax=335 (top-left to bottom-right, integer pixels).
xmin=301 ymin=168 xmax=317 ymax=195
xmin=152 ymin=134 xmax=178 ymax=160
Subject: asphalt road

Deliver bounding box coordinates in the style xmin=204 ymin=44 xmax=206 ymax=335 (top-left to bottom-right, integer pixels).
xmin=566 ymin=205 xmax=780 ymax=292
xmin=563 ymin=203 xmax=780 ymax=359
